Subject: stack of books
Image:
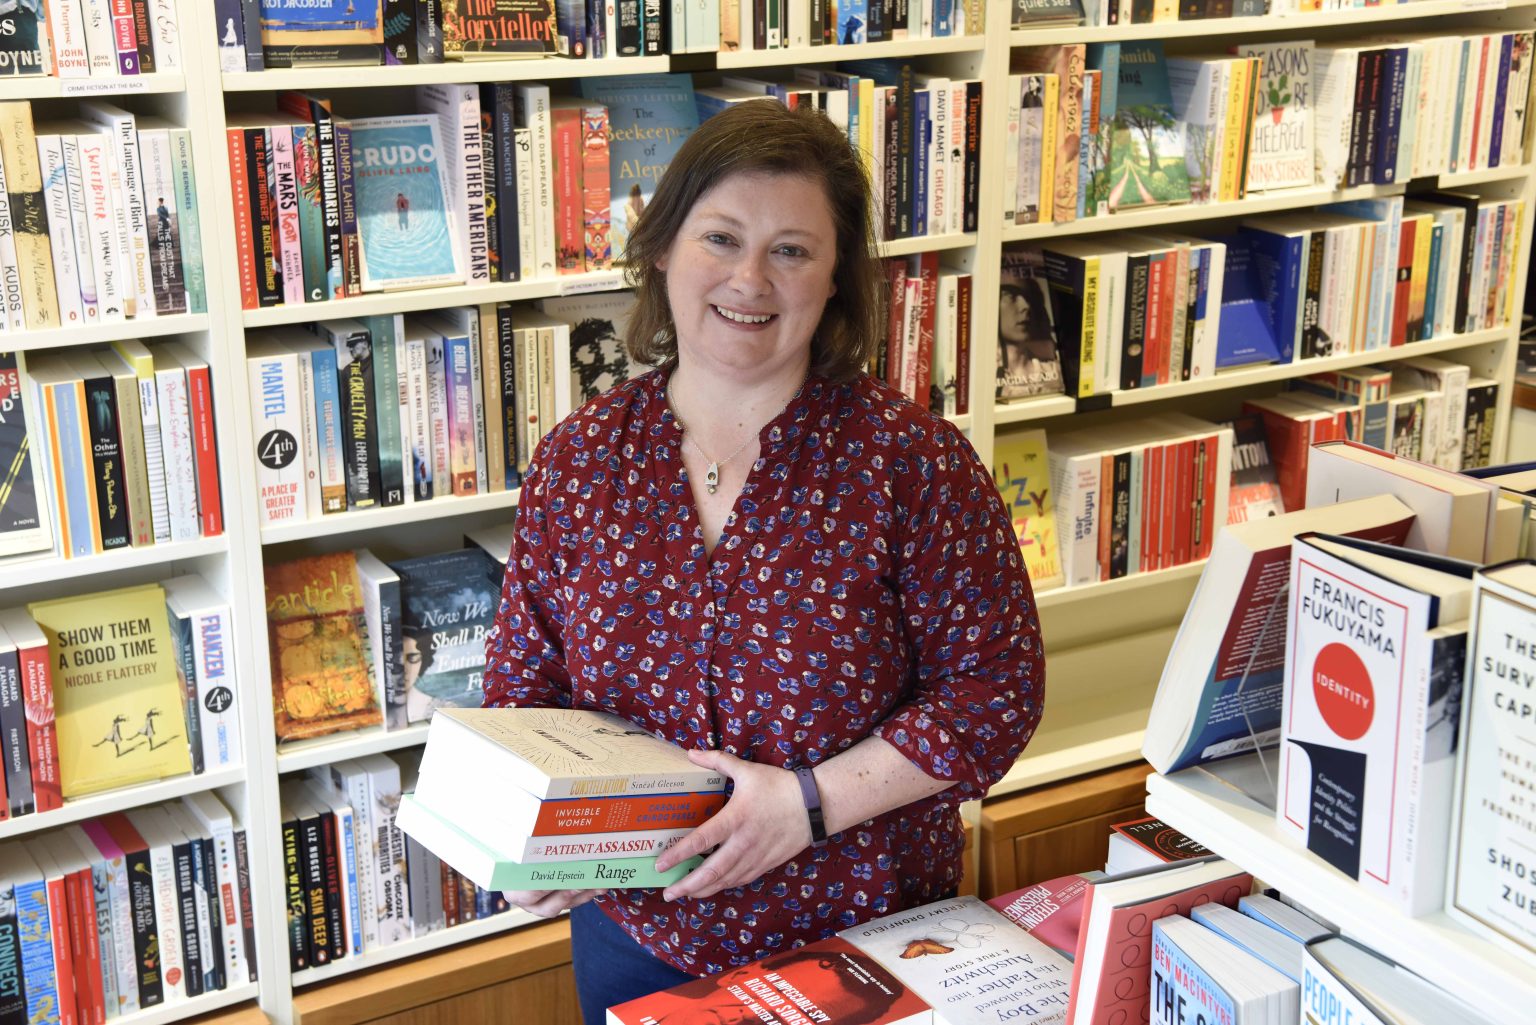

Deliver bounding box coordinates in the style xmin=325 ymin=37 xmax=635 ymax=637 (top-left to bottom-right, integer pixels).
xmin=398 ymin=707 xmax=728 ymax=890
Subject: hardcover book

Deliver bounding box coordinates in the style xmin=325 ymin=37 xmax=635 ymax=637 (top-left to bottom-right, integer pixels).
xmin=347 ymin=114 xmax=463 ymax=292
xmin=387 ymin=548 xmax=499 ymax=722
xmin=991 ymin=427 xmax=1063 ymax=591
xmin=1240 ymin=40 xmax=1315 ymax=191
xmin=986 ymin=872 xmax=1096 ymax=960
xmin=26 ymin=584 xmax=193 ymax=799
xmin=263 ymin=552 xmax=384 ymax=741
xmin=416 ymin=706 xmax=727 ymax=800
xmin=443 ymin=0 xmax=557 ymax=56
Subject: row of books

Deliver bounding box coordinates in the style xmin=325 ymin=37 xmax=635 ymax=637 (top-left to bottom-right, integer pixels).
xmin=3 ymin=342 xmax=222 ymax=562
xmin=1014 ymin=0 xmax=1434 ymax=29
xmin=0 ymin=0 xmax=180 ymax=78
xmin=0 ymin=792 xmax=258 ymax=1024
xmin=281 ymin=750 xmax=520 ymax=971
xmin=221 ymin=0 xmax=981 ymax=71
xmin=1000 ymin=187 xmax=1520 ymax=405
xmin=872 ymin=255 xmax=971 ymax=417
xmin=0 ymin=575 xmax=239 ymax=822
xmin=0 ymin=100 xmax=205 ymax=332
xmin=1006 ymin=35 xmax=1532 ymax=228
xmin=244 ymin=293 xmax=632 ymax=526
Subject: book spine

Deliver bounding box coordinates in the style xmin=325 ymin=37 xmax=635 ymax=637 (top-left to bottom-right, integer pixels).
xmin=15 ymin=878 xmax=59 ymax=1024
xmin=37 ymin=136 xmax=85 ymax=326
xmin=139 ymin=131 xmax=185 ymax=315
xmin=497 ymin=312 xmax=519 ymax=486
xmin=59 ymin=137 xmax=100 ymax=322
xmin=336 ymin=803 xmax=362 ymax=957
xmin=334 ymin=330 xmax=380 ymax=510
xmin=169 ymin=837 xmax=202 ymax=998
xmin=333 ymin=121 xmax=361 ymax=298
xmin=166 ymin=603 xmax=205 ymax=776
xmin=467 ymin=318 xmax=489 ymax=493
xmin=514 ymin=128 xmax=535 ymax=281
xmin=550 ymin=108 xmax=582 ymax=275
xmin=306 ymin=346 xmax=347 ymax=514
xmin=490 ymin=89 xmax=519 ymax=283
xmin=444 ymin=334 xmax=477 ymax=496
xmin=581 ymin=105 xmax=610 ymax=272
xmin=478 ymin=92 xmax=500 ymax=283
xmin=280 ymin=816 xmax=306 ymax=970
xmin=0 ymin=102 xmax=59 ymax=329
xmin=362 ymin=320 xmax=406 ymax=507
xmin=61 ymin=869 xmax=100 ymax=1024
xmin=315 ymin=810 xmax=344 ymax=962
xmin=39 ymin=380 xmax=95 ymax=558
xmin=268 ymin=128 xmax=304 ymax=308
xmin=79 ymin=0 xmax=115 ymax=76
xmin=225 ymin=129 xmax=255 ymax=309
xmin=246 ymin=129 xmax=280 ymax=308
xmin=0 ymin=152 xmax=25 ymax=332
xmin=120 ymin=840 xmax=160 ymax=1006
xmin=458 ymin=90 xmax=490 ymax=286
xmin=416 ymin=0 xmax=442 ymax=62
xmin=78 ymin=372 xmax=130 ymax=551
xmin=12 ymin=640 xmax=55 ymax=814
xmin=154 ymin=365 xmax=199 ymax=541
xmin=128 ymin=0 xmax=152 ymax=71
xmin=312 ymin=106 xmax=344 ymax=303
xmin=108 ymin=0 xmax=139 ymax=74
xmin=402 ymin=337 xmax=432 ymax=502
xmin=144 ymin=838 xmax=183 ymax=1002
xmin=181 ymin=360 xmax=221 ymax=536
xmin=0 ymin=659 xmax=30 ymax=816
xmin=424 ymin=336 xmax=450 ymax=498
xmin=232 ymin=829 xmax=255 ymax=981
xmin=185 ymin=603 xmax=238 ymax=772
xmin=101 ymin=114 xmax=153 ymax=318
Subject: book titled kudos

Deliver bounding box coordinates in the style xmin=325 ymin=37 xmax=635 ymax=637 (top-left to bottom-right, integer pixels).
xmin=397 ymin=707 xmax=726 ymax=890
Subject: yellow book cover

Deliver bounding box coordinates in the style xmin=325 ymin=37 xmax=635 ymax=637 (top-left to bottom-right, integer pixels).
xmin=1079 ymin=255 xmax=1100 ymax=399
xmin=26 ymin=583 xmax=192 ymax=799
xmin=1408 ymin=213 xmax=1432 ymax=341
xmin=991 ymin=428 xmax=1064 ymax=592
xmin=0 ymin=102 xmax=58 ymax=331
xmin=264 ymin=551 xmax=382 ymax=742
xmin=1220 ymin=60 xmax=1250 ymax=203
xmin=1040 ymin=74 xmax=1059 ymax=224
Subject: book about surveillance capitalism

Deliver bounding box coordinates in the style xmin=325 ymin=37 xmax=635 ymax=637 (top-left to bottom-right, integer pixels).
xmin=347 ymin=114 xmax=464 ymax=292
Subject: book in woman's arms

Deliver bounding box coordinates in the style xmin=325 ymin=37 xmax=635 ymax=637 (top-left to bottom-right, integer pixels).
xmin=395 ymin=793 xmax=699 ymax=891
xmin=417 ymin=706 xmax=727 ymax=800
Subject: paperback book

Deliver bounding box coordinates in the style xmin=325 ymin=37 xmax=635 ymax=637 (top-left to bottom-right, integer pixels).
xmin=0 ymin=352 xmax=51 ymax=558
xmin=389 ymin=549 xmax=500 ymax=722
xmin=996 ymin=247 xmax=1065 ymax=402
xmin=1240 ymin=41 xmax=1315 ymax=191
xmin=991 ymin=428 xmax=1063 ymax=591
xmin=443 ymin=0 xmax=558 ymax=57
xmin=347 ymin=114 xmax=463 ymax=292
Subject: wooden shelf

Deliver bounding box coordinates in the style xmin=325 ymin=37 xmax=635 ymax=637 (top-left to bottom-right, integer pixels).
xmin=1 ymin=536 xmax=229 ymax=590
xmin=276 ymin=724 xmax=429 ymax=775
xmin=1147 ymin=762 xmax=1536 ymax=1023
xmin=291 ymin=909 xmax=538 ymax=988
xmin=718 ymin=34 xmax=984 ymax=68
xmin=3 ymin=313 xmax=212 ymax=354
xmin=1010 ymin=0 xmax=1536 ymax=46
xmin=261 ymin=489 xmax=521 ymax=545
xmin=0 ymin=767 xmax=246 ymax=841
xmin=0 ymin=72 xmax=188 ymax=99
xmin=222 ymin=56 xmax=670 ymax=92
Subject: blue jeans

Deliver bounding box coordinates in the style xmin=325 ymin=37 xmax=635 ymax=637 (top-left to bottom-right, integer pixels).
xmin=570 ymin=901 xmax=698 ymax=1025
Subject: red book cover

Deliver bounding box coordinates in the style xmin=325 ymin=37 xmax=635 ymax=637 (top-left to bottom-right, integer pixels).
xmin=1098 ymin=452 xmax=1114 ymax=581
xmin=1143 ymin=253 xmax=1165 ymax=387
xmin=1390 ymin=217 xmax=1415 ymax=346
xmin=63 ymin=867 xmax=105 ymax=1025
xmin=1159 ymin=441 xmax=1178 ymax=568
xmin=580 ymin=105 xmax=611 ymax=272
xmin=1246 ymin=402 xmax=1320 ymax=515
xmin=42 ymin=866 xmax=78 ymax=1025
xmin=531 ymin=792 xmax=726 ymax=836
xmin=18 ymin=627 xmax=60 ymax=812
xmin=441 ymin=861 xmax=460 ymax=927
xmin=1159 ymin=251 xmax=1180 ymax=384
xmin=1172 ymin=440 xmax=1195 ymax=566
xmin=987 ymin=873 xmax=1094 ymax=961
xmin=225 ymin=129 xmax=257 ymax=310
xmin=549 ymin=106 xmax=584 ymax=275
xmin=1195 ymin=434 xmax=1219 ymax=560
xmin=608 ymin=936 xmax=931 ymax=1025
xmin=1067 ymin=865 xmax=1253 ymax=1025
xmin=183 ymin=361 xmax=223 ymax=537
xmin=1142 ymin=444 xmax=1162 ymax=573
xmin=1470 ymin=37 xmax=1491 ymax=170
xmin=954 ymin=273 xmax=971 ymax=415
xmin=908 ymin=251 xmax=939 ymax=404
xmin=884 ymin=259 xmax=907 ymax=389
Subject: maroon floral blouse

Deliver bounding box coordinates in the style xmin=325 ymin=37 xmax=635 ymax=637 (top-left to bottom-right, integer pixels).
xmin=483 ymin=368 xmax=1045 ymax=975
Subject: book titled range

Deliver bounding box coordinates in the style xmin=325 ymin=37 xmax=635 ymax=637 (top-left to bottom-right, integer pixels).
xmin=2 ymin=341 xmax=222 ymax=563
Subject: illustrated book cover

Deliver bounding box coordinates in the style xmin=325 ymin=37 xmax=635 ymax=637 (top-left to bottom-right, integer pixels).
xmin=347 ymin=114 xmax=463 ymax=292
xmin=991 ymin=427 xmax=1063 ymax=591
xmin=1239 ymin=40 xmax=1315 ymax=191
xmin=387 ymin=548 xmax=499 ymax=722
xmin=443 ymin=0 xmax=557 ymax=57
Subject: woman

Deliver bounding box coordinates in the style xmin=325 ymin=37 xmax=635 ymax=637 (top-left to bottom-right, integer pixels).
xmin=483 ymin=100 xmax=1044 ymax=1023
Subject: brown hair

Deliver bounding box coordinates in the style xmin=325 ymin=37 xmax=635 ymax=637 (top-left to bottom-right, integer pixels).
xmin=620 ymin=100 xmax=884 ymax=382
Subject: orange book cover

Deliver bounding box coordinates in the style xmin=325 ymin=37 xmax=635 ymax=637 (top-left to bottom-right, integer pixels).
xmin=531 ymin=792 xmax=725 ymax=836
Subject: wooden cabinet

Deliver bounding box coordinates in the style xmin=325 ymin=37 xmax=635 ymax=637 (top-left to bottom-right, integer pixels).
xmin=293 ymin=920 xmax=579 ymax=1025
xmin=978 ymin=762 xmax=1152 ymax=899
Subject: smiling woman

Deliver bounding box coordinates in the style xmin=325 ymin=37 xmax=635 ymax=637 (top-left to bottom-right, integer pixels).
xmin=481 ymin=100 xmax=1046 ymax=1025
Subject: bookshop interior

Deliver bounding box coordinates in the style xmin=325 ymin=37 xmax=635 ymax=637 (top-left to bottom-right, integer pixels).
xmin=5 ymin=0 xmax=1536 ymax=1022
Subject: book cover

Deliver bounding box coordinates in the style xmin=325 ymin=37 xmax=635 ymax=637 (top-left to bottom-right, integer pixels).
xmin=577 ymin=74 xmax=699 ymax=261
xmin=260 ymin=0 xmax=385 ymax=50
xmin=387 ymin=548 xmax=499 ymax=722
xmin=991 ymin=427 xmax=1063 ymax=591
xmin=0 ymin=4 xmax=47 ymax=76
xmin=1241 ymin=41 xmax=1315 ymax=191
xmin=536 ymin=291 xmax=639 ymax=406
xmin=443 ymin=0 xmax=556 ymax=55
xmin=347 ymin=114 xmax=463 ymax=291
xmin=25 ymin=584 xmax=193 ymax=799
xmin=1105 ymin=41 xmax=1190 ymax=211
xmin=1151 ymin=916 xmax=1297 ymax=1025
xmin=1223 ymin=413 xmax=1284 ymax=525
xmin=986 ymin=873 xmax=1094 ymax=961
xmin=0 ymin=352 xmax=51 ymax=558
xmin=996 ymin=247 xmax=1064 ymax=401
xmin=841 ymin=895 xmax=1073 ymax=1023
xmin=263 ymin=552 xmax=383 ymax=741
xmin=1110 ymin=816 xmax=1208 ymax=865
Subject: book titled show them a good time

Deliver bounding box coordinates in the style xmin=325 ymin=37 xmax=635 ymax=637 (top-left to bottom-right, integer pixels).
xmin=347 ymin=114 xmax=463 ymax=293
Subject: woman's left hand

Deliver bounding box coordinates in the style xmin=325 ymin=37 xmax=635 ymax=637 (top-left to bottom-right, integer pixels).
xmin=655 ymin=748 xmax=813 ymax=902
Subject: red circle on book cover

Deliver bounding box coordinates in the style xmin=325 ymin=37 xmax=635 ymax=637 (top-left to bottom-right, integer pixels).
xmin=1312 ymin=642 xmax=1374 ymax=740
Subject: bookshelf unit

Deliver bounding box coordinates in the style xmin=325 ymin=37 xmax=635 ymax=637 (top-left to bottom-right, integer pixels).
xmin=3 ymin=0 xmax=1532 ymax=1022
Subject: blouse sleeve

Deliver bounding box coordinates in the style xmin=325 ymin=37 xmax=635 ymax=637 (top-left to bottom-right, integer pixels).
xmin=870 ymin=424 xmax=1045 ymax=800
xmin=482 ymin=441 xmax=574 ymax=709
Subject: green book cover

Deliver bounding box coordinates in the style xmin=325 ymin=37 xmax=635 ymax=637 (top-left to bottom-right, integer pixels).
xmin=1107 ymin=42 xmax=1190 ymax=211
xmin=357 ymin=314 xmax=407 ymax=506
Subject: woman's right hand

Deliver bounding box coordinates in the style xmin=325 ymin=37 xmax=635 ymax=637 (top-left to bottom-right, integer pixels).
xmin=502 ymin=888 xmax=604 ymax=919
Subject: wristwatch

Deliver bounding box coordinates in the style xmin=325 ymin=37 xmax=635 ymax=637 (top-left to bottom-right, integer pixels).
xmin=794 ymin=765 xmax=828 ymax=848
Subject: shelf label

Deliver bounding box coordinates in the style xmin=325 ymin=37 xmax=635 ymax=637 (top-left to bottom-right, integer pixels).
xmin=559 ymin=272 xmax=625 ymax=296
xmin=1461 ymin=0 xmax=1506 ymax=10
xmin=61 ymin=77 xmax=157 ymax=95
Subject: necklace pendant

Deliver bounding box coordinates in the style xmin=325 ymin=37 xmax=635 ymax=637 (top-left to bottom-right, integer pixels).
xmin=704 ymin=462 xmax=720 ymax=494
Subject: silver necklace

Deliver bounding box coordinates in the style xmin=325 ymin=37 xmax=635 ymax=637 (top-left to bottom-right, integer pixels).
xmin=668 ymin=381 xmax=758 ymax=495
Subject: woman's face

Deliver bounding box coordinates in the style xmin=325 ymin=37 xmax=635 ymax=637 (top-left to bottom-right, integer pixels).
xmin=999 ymin=289 xmax=1032 ymax=346
xmin=656 ymin=171 xmax=838 ymax=385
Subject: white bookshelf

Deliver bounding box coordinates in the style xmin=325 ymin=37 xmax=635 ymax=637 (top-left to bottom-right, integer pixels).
xmin=0 ymin=767 xmax=246 ymax=842
xmin=0 ymin=72 xmax=189 ymax=100
xmin=1146 ymin=763 xmax=1536 ymax=1022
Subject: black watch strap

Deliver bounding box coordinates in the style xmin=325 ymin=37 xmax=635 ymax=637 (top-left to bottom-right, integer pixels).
xmin=794 ymin=766 xmax=828 ymax=848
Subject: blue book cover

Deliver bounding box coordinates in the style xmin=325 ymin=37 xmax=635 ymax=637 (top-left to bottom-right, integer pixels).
xmin=579 ymin=75 xmax=700 ymax=262
xmin=47 ymin=380 xmax=97 ymax=559
xmin=13 ymin=871 xmax=56 ymax=1024
xmin=1490 ymin=34 xmax=1514 ymax=169
xmin=1424 ymin=223 xmax=1443 ymax=341
xmin=388 ymin=549 xmax=500 ymax=724
xmin=912 ymin=89 xmax=930 ymax=237
xmin=840 ymin=0 xmax=868 ymax=43
xmin=1373 ymin=47 xmax=1407 ymax=184
xmin=1239 ymin=225 xmax=1304 ymax=363
xmin=1212 ymin=237 xmax=1281 ymax=369
xmin=348 ymin=114 xmax=462 ymax=291
xmin=170 ymin=131 xmax=206 ymax=315
xmin=336 ymin=803 xmax=363 ymax=956
xmin=1151 ymin=919 xmax=1238 ymax=1025
xmin=307 ymin=343 xmax=347 ymax=515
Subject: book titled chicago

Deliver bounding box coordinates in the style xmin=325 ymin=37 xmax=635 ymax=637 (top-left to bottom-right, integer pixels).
xmin=347 ymin=115 xmax=463 ymax=292
xmin=418 ymin=707 xmax=727 ymax=799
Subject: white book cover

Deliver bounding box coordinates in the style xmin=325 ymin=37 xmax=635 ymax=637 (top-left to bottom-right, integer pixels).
xmin=78 ymin=104 xmax=153 ymax=320
xmin=839 ymin=896 xmax=1072 ymax=1024
xmin=0 ymin=153 xmax=23 ymax=332
xmin=1313 ymin=47 xmax=1359 ymax=189
xmin=163 ymin=574 xmax=242 ymax=773
xmin=1241 ymin=41 xmax=1315 ymax=191
xmin=276 ymin=333 xmax=323 ymax=520
xmin=1447 ymin=566 xmax=1536 ymax=967
xmin=513 ymin=127 xmax=536 ymax=281
xmin=513 ymin=84 xmax=555 ymax=279
xmin=417 ymin=85 xmax=489 ymax=286
xmin=348 ymin=114 xmax=463 ymax=292
xmin=181 ymin=791 xmax=248 ymax=985
xmin=417 ymin=707 xmax=726 ymax=801
xmin=35 ymin=133 xmax=85 ymax=326
xmin=79 ymin=0 xmax=116 ymax=77
xmin=154 ymin=357 xmax=199 ymax=542
xmin=355 ymin=752 xmax=410 ymax=947
xmin=1278 ymin=535 xmax=1469 ymax=915
xmin=45 ymin=0 xmax=90 ymax=77
xmin=147 ymin=0 xmax=180 ymax=71
xmin=58 ymin=135 xmax=101 ymax=322
xmin=268 ymin=128 xmax=305 ymax=307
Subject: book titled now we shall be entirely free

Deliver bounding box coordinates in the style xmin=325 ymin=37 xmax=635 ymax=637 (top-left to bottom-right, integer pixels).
xmin=398 ymin=707 xmax=727 ymax=889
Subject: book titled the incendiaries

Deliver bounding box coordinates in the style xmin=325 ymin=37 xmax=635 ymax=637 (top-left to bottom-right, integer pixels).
xmin=347 ymin=115 xmax=463 ymax=292
xmin=418 ymin=707 xmax=727 ymax=800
